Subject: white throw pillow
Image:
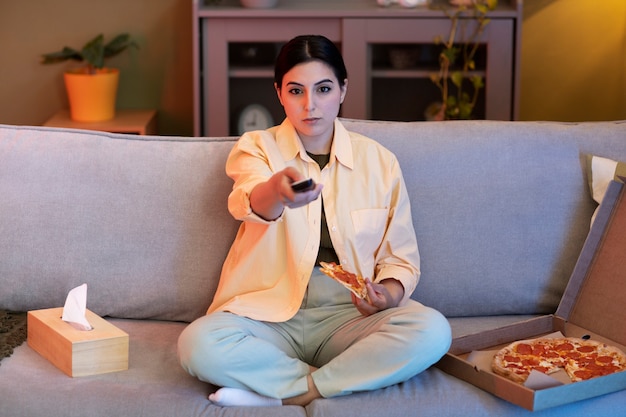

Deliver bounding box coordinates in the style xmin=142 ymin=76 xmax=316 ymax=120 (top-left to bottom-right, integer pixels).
xmin=587 ymin=155 xmax=626 ymax=224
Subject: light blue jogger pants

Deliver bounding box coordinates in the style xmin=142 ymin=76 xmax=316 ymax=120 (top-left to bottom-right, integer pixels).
xmin=178 ymin=268 xmax=451 ymax=399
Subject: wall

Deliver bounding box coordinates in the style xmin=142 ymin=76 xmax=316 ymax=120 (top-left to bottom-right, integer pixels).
xmin=0 ymin=0 xmax=193 ymax=136
xmin=0 ymin=0 xmax=624 ymax=136
xmin=520 ymin=0 xmax=626 ymax=121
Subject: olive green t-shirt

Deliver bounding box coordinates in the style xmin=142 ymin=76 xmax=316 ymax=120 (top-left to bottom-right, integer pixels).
xmin=307 ymin=152 xmax=339 ymax=265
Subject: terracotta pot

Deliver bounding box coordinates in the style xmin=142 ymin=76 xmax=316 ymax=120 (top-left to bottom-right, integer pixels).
xmin=64 ymin=68 xmax=119 ymax=122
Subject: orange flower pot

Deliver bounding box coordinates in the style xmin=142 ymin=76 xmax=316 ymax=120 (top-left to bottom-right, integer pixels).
xmin=64 ymin=68 xmax=119 ymax=122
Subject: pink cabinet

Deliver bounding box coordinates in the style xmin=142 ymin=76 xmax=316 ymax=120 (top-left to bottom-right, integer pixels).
xmin=193 ymin=0 xmax=522 ymax=136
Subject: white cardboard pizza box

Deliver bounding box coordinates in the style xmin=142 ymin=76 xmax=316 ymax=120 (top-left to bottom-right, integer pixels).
xmin=436 ymin=180 xmax=626 ymax=411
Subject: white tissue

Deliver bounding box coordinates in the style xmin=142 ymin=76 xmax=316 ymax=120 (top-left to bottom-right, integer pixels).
xmin=61 ymin=283 xmax=93 ymax=331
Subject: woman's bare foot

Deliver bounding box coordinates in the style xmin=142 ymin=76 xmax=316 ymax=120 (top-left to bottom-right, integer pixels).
xmin=282 ymin=374 xmax=322 ymax=406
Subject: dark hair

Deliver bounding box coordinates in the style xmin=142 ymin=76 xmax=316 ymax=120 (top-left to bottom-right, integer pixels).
xmin=274 ymin=35 xmax=348 ymax=88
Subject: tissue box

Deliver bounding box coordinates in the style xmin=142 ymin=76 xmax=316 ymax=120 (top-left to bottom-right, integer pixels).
xmin=27 ymin=307 xmax=129 ymax=377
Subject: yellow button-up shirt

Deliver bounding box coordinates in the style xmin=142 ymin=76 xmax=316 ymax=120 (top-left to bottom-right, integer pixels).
xmin=207 ymin=119 xmax=420 ymax=322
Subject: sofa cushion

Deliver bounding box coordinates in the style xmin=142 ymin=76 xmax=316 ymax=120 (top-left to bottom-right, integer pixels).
xmin=0 ymin=319 xmax=306 ymax=417
xmin=2 ymin=317 xmax=624 ymax=417
xmin=0 ymin=125 xmax=239 ymax=322
xmin=4 ymin=120 xmax=626 ymax=322
xmin=341 ymin=119 xmax=592 ymax=317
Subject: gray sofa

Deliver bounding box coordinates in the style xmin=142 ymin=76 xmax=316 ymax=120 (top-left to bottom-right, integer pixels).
xmin=1 ymin=119 xmax=625 ymax=417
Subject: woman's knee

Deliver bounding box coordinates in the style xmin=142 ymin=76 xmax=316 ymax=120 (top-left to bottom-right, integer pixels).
xmin=401 ymin=302 xmax=452 ymax=360
xmin=177 ymin=313 xmax=240 ymax=382
xmin=423 ymin=306 xmax=452 ymax=355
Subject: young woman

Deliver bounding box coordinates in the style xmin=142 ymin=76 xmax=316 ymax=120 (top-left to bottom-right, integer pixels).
xmin=178 ymin=34 xmax=451 ymax=407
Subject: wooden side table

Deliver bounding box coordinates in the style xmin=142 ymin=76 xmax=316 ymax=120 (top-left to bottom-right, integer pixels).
xmin=44 ymin=109 xmax=157 ymax=135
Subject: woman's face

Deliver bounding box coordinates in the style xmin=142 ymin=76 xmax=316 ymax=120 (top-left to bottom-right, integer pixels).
xmin=275 ymin=60 xmax=347 ymax=152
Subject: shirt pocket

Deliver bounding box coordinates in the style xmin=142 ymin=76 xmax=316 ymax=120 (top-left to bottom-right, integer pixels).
xmin=351 ymin=208 xmax=389 ymax=260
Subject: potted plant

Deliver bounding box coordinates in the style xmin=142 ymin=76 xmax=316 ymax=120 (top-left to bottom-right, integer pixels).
xmin=42 ymin=33 xmax=138 ymax=122
xmin=427 ymin=0 xmax=497 ymax=121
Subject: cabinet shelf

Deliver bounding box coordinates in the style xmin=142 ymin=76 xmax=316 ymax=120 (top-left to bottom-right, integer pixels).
xmin=195 ymin=0 xmax=521 ymax=19
xmin=193 ymin=0 xmax=522 ymax=136
xmin=229 ymin=67 xmax=274 ymax=78
xmin=371 ymin=69 xmax=486 ymax=79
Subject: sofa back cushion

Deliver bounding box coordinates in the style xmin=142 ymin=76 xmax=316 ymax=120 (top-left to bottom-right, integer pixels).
xmin=3 ymin=120 xmax=626 ymax=321
xmin=342 ymin=119 xmax=626 ymax=317
xmin=0 ymin=125 xmax=239 ymax=322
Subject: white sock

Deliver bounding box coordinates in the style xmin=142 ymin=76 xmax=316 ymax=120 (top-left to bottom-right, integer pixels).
xmin=208 ymin=387 xmax=281 ymax=407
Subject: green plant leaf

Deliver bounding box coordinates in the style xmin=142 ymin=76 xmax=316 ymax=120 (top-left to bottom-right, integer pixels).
xmin=475 ymin=4 xmax=488 ymax=14
xmin=104 ymin=33 xmax=138 ymax=58
xmin=446 ymin=103 xmax=459 ymax=119
xmin=470 ymin=75 xmax=484 ymax=89
xmin=41 ymin=33 xmax=136 ymax=70
xmin=458 ymin=100 xmax=473 ymax=119
xmin=81 ymin=34 xmax=105 ymax=69
xmin=486 ymin=0 xmax=498 ymax=10
xmin=442 ymin=46 xmax=460 ymax=65
xmin=41 ymin=47 xmax=83 ymax=64
xmin=451 ymin=71 xmax=463 ymax=88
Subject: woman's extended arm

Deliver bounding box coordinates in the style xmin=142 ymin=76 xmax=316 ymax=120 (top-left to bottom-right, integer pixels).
xmin=250 ymin=167 xmax=323 ymax=221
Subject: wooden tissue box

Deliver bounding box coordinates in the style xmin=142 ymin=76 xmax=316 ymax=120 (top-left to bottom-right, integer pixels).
xmin=27 ymin=307 xmax=129 ymax=377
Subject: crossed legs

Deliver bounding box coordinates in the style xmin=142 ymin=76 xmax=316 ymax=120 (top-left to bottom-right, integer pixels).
xmin=177 ymin=301 xmax=451 ymax=406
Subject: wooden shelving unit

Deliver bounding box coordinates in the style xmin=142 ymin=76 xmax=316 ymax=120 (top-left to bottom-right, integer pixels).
xmin=192 ymin=0 xmax=523 ymax=136
xmin=44 ymin=109 xmax=157 ymax=135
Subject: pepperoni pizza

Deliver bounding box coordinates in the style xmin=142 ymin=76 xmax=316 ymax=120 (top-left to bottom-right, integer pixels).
xmin=492 ymin=337 xmax=626 ymax=384
xmin=319 ymin=261 xmax=369 ymax=301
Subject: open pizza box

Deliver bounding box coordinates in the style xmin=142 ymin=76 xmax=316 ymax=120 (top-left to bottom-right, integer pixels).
xmin=435 ymin=179 xmax=626 ymax=411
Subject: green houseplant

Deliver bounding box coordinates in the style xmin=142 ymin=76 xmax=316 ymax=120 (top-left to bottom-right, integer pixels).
xmin=42 ymin=33 xmax=138 ymax=122
xmin=427 ymin=0 xmax=497 ymax=121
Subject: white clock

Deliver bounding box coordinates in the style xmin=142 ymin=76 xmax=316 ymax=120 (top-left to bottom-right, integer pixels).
xmin=237 ymin=104 xmax=274 ymax=135
xmin=399 ymin=0 xmax=427 ymax=6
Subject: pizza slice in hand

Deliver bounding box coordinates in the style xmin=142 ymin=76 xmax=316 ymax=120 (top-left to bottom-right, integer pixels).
xmin=319 ymin=261 xmax=369 ymax=301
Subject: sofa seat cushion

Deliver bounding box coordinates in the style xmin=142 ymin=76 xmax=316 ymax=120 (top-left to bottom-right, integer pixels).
xmin=0 ymin=319 xmax=305 ymax=417
xmin=1 ymin=317 xmax=623 ymax=417
xmin=305 ymin=365 xmax=626 ymax=417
